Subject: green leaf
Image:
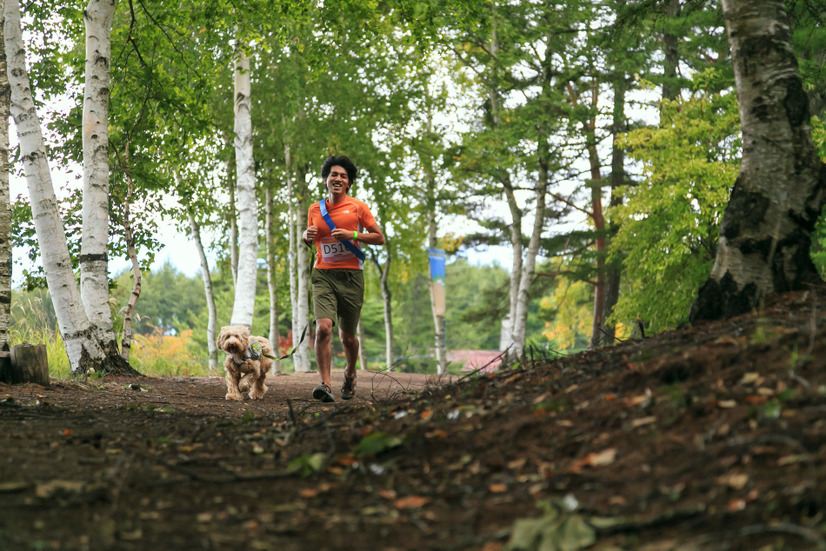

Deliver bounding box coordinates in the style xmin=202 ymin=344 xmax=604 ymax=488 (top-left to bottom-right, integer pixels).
xmin=505 ymin=500 xmax=596 ymax=551
xmin=353 ymin=432 xmax=403 ymax=456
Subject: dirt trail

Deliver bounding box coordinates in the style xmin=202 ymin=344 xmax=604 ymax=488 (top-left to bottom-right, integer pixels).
xmin=2 ymin=292 xmax=826 ymax=550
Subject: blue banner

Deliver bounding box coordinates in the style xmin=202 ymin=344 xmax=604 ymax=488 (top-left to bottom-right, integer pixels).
xmin=428 ymin=249 xmax=446 ymax=281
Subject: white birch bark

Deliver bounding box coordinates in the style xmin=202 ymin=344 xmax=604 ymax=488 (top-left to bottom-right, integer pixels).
xmin=285 ymin=141 xmax=298 ymax=350
xmin=229 ymin=46 xmax=258 ymax=330
xmin=223 ymin=133 xmax=238 ymax=286
xmin=488 ymin=29 xmax=523 ymax=351
xmin=370 ymin=252 xmax=394 ymax=372
xmin=190 ymin=213 xmax=218 ymax=371
xmin=511 ymin=154 xmax=549 ymax=359
xmin=265 ymin=186 xmax=281 ymax=372
xmin=691 ymin=0 xmax=825 ymax=321
xmin=293 ymin=166 xmax=311 ymax=372
xmin=4 ymin=0 xmax=106 ymax=373
xmin=0 ymin=11 xmax=10 ymax=353
xmin=80 ymin=0 xmax=116 ymax=345
xmin=357 ymin=319 xmax=367 ymax=371
xmin=423 ymin=108 xmax=447 ymax=374
xmin=119 ymin=158 xmax=140 ymax=361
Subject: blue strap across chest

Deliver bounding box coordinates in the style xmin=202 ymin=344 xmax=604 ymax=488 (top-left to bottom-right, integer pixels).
xmin=319 ymin=199 xmax=366 ymax=261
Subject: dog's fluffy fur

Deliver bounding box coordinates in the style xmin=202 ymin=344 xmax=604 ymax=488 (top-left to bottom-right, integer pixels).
xmin=216 ymin=325 xmax=274 ymax=401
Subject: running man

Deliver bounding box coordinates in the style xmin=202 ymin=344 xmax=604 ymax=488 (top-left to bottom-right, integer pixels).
xmin=302 ymin=155 xmax=385 ymax=401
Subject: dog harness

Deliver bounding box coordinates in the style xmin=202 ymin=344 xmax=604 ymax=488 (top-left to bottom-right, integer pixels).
xmin=228 ymin=341 xmax=264 ymax=366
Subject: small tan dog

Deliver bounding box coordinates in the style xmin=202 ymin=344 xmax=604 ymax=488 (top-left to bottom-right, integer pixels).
xmin=216 ymin=325 xmax=274 ymax=401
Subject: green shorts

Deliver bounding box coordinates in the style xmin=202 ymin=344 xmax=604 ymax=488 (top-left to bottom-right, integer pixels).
xmin=312 ymin=268 xmax=364 ymax=334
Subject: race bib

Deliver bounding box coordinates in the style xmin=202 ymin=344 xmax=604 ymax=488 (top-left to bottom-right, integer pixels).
xmin=319 ymin=237 xmax=356 ymax=263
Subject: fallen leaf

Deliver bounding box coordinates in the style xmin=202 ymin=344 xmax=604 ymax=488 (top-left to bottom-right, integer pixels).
xmin=299 ymin=488 xmax=318 ymax=499
xmin=778 ymin=454 xmax=810 ymax=466
xmin=604 ymin=394 xmax=617 ymax=401
xmin=379 ymin=489 xmax=397 ymax=500
xmin=586 ymin=448 xmax=617 ymax=467
xmin=420 ymin=409 xmax=433 ymax=421
xmin=489 ymin=483 xmax=508 ymax=493
xmin=745 ymin=395 xmax=767 ymax=404
xmin=715 ymin=335 xmax=743 ymax=346
xmin=334 ymin=456 xmax=357 ymax=466
xmin=571 ymin=448 xmax=618 ymax=473
xmin=394 ymin=496 xmax=430 ymax=509
xmin=717 ymin=472 xmax=749 ymax=489
xmin=61 ymin=429 xmax=73 ymax=436
xmin=717 ymin=400 xmax=737 ymax=409
xmin=727 ymin=498 xmax=746 ymax=511
xmin=35 ymin=480 xmax=84 ymax=498
xmin=740 ymin=372 xmax=760 ymax=384
xmin=631 ymin=416 xmax=657 ymax=428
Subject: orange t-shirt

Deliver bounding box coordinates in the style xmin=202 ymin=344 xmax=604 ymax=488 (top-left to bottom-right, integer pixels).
xmin=307 ymin=197 xmax=377 ymax=270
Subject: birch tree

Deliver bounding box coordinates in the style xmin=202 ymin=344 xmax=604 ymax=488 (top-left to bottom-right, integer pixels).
xmin=190 ymin=213 xmax=219 ymax=371
xmin=690 ymin=0 xmax=826 ymax=322
xmin=79 ymin=0 xmax=118 ymax=352
xmin=293 ymin=162 xmax=312 ymax=372
xmin=4 ymin=0 xmax=137 ymax=375
xmin=265 ymin=186 xmax=281 ymax=371
xmin=229 ymin=44 xmax=259 ymax=329
xmin=0 ymin=8 xmax=9 ymax=353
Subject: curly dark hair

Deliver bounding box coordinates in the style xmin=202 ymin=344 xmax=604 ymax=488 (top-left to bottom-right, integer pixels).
xmin=321 ymin=155 xmax=358 ymax=188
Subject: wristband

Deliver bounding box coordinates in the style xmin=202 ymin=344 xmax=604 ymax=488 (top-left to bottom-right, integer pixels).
xmin=353 ymin=230 xmax=358 ymax=241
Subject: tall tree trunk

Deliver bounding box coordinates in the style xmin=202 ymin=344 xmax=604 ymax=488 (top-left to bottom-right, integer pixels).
xmin=691 ymin=0 xmax=826 ymax=322
xmin=223 ymin=132 xmax=238 ymax=286
xmin=189 ymin=213 xmax=218 ymax=371
xmin=421 ymin=99 xmax=447 ymax=374
xmin=574 ymin=82 xmax=606 ymax=350
xmin=371 ymin=251 xmax=393 ymax=372
xmin=601 ymin=74 xmax=628 ymax=346
xmin=661 ymin=0 xmax=682 ymax=103
xmin=357 ymin=319 xmax=367 ymax=371
xmin=229 ymin=45 xmax=258 ymax=330
xmin=119 ymin=147 xmax=141 ymax=361
xmin=293 ymin=163 xmax=311 ymax=372
xmin=265 ymin=186 xmax=281 ymax=372
xmin=229 ymin=177 xmax=239 ymax=286
xmin=0 ymin=10 xmax=9 ymax=353
xmin=80 ymin=0 xmax=117 ymax=349
xmin=285 ymin=141 xmax=299 ymax=357
xmin=4 ymin=0 xmax=139 ymax=375
xmin=425 ymin=178 xmax=447 ymax=374
xmin=487 ymin=27 xmax=524 ymax=350
xmin=511 ymin=146 xmax=549 ymax=358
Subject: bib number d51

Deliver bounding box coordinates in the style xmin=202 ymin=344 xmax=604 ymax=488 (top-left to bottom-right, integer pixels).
xmin=320 ymin=237 xmax=355 ymax=263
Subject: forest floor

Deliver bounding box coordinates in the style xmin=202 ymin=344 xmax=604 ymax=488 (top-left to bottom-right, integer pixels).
xmin=3 ymin=290 xmax=826 ymax=551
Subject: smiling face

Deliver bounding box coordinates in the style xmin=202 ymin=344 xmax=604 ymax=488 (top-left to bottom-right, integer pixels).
xmin=325 ymin=165 xmax=350 ymax=199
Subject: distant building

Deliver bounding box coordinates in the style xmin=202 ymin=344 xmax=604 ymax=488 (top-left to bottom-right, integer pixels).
xmin=448 ymin=350 xmax=503 ymax=373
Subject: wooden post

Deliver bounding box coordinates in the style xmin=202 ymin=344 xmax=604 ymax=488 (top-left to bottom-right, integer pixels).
xmin=0 ymin=344 xmax=50 ymax=386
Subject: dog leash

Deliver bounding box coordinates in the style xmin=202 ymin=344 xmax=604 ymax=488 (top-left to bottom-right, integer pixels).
xmin=258 ymin=323 xmax=309 ymax=361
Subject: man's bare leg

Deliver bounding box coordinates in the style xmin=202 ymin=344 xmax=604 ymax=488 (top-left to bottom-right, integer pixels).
xmin=340 ymin=329 xmax=359 ymax=377
xmin=313 ymin=319 xmax=334 ymax=400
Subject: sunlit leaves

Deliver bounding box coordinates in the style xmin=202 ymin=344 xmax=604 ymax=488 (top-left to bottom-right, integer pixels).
xmin=609 ymin=86 xmax=741 ymax=331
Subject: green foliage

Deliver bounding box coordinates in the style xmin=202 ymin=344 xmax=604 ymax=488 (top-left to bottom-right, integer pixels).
xmin=538 ymin=272 xmax=593 ymax=352
xmin=808 ymin=118 xmax=826 ymax=275
xmin=9 ymin=290 xmax=71 ymax=379
xmin=353 ymin=431 xmax=403 ymax=457
xmin=609 ymin=87 xmax=741 ymax=332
